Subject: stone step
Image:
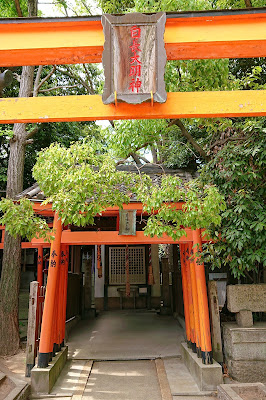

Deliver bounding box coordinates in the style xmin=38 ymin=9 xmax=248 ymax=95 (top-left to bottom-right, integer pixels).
xmin=0 ymin=371 xmax=6 ymax=384
xmin=0 ymin=372 xmax=30 ymax=400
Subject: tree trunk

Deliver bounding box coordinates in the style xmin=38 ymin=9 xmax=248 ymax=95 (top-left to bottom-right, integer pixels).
xmin=151 ymin=146 xmax=158 ymax=164
xmin=0 ymin=64 xmax=34 ymax=354
xmin=0 ymin=0 xmax=39 ymax=355
xmin=0 ymin=234 xmax=22 ymax=355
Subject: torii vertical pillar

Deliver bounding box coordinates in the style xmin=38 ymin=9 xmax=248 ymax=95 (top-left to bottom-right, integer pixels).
xmin=38 ymin=213 xmax=62 ymax=368
xmin=188 ymin=242 xmax=201 ymax=358
xmin=179 ymin=244 xmax=191 ymax=347
xmin=181 ymin=244 xmax=196 ymax=352
xmin=192 ymin=229 xmax=212 ymax=364
xmin=60 ymin=244 xmax=69 ymax=348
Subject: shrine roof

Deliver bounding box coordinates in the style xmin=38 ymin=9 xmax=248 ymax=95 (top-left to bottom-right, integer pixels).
xmin=16 ymin=164 xmax=198 ymax=202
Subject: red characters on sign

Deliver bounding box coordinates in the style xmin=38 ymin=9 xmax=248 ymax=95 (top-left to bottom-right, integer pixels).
xmin=130 ymin=25 xmax=141 ymax=38
xmin=130 ymin=38 xmax=141 ymax=53
xmin=129 ymin=25 xmax=142 ymax=93
xmin=129 ymin=65 xmax=141 ymax=77
xmin=129 ymin=78 xmax=142 ymax=93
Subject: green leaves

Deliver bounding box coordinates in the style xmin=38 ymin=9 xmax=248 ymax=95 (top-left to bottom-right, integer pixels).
xmin=106 ymin=119 xmax=167 ymax=160
xmin=33 ymin=141 xmax=144 ymax=226
xmin=138 ymin=175 xmax=225 ymax=241
xmin=31 ymin=140 xmax=226 ymax=244
xmin=199 ymin=126 xmax=266 ymax=279
xmin=0 ymin=198 xmax=50 ymax=241
xmin=0 ymin=127 xmax=14 ymax=140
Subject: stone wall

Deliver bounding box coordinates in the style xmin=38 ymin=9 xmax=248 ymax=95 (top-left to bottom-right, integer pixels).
xmin=223 ymin=322 xmax=266 ymax=382
xmin=223 ymin=284 xmax=266 ymax=383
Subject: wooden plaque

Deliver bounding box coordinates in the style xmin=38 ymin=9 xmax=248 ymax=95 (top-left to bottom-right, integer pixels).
xmin=119 ymin=210 xmax=136 ymax=235
xmin=102 ymin=12 xmax=167 ymax=104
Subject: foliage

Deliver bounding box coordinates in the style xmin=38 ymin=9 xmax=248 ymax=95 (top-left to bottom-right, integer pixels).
xmin=100 ymin=0 xmax=213 ymax=13
xmin=215 ymin=0 xmax=265 ymax=8
xmin=229 ymin=58 xmax=266 ymax=88
xmin=199 ymin=121 xmax=266 ymax=279
xmin=99 ymin=0 xmax=266 ymax=14
xmin=98 ymin=0 xmax=135 ymax=13
xmin=31 ymin=140 xmax=225 ymax=241
xmin=138 ymin=176 xmax=226 ymax=241
xmin=23 ymin=121 xmax=101 ymax=188
xmin=0 ymin=198 xmax=50 ymax=241
xmin=106 ymin=119 xmax=167 ymax=160
xmin=106 ymin=119 xmax=203 ymax=168
xmin=32 ymin=141 xmax=148 ymax=226
xmin=0 ymin=1 xmax=28 ymax=17
xmin=165 ymin=59 xmax=231 ymax=93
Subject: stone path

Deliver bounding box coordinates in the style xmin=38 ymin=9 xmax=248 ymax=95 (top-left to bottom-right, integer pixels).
xmin=67 ymin=310 xmax=183 ymax=361
xmin=44 ymin=357 xmax=217 ymax=400
xmin=83 ymin=360 xmax=162 ymax=400
xmin=33 ymin=311 xmax=217 ymax=400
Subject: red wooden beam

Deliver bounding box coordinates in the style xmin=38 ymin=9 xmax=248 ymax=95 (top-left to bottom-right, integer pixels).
xmin=0 ymin=10 xmax=265 ymax=66
xmin=31 ymin=229 xmax=193 ymax=245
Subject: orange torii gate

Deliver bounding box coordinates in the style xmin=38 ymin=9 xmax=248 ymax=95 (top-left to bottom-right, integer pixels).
xmin=0 ymin=8 xmax=265 ymax=369
xmin=0 ymin=8 xmax=266 ymax=122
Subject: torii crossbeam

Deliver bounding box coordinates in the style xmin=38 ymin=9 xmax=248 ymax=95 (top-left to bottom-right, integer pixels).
xmin=0 ymin=8 xmax=265 ymax=123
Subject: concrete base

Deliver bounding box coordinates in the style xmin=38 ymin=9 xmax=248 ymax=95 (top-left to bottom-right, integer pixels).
xmin=181 ymin=342 xmax=223 ymax=391
xmin=218 ymin=382 xmax=266 ymax=400
xmin=223 ymin=322 xmax=266 ymax=382
xmin=31 ymin=346 xmax=68 ymax=394
xmin=226 ymin=359 xmax=266 ymax=383
xmin=223 ymin=322 xmax=266 ymax=361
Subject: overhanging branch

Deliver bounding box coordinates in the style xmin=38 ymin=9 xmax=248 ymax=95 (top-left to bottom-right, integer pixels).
xmin=168 ymin=119 xmax=209 ymax=161
xmin=14 ymin=0 xmax=23 ymax=17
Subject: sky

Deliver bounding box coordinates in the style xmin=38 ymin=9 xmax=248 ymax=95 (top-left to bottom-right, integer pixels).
xmin=38 ymin=0 xmax=101 ymax=17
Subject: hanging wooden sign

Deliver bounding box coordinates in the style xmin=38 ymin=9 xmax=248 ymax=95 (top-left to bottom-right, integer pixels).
xmin=102 ymin=12 xmax=167 ymax=105
xmin=119 ymin=210 xmax=136 ymax=236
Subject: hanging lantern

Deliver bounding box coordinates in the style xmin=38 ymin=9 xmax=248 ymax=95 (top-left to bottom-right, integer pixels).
xmin=97 ymin=245 xmax=102 ymax=278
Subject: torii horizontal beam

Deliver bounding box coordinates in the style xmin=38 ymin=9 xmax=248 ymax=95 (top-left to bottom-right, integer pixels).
xmin=0 ymin=90 xmax=265 ymax=123
xmin=0 ymin=9 xmax=265 ymax=66
xmin=31 ymin=229 xmax=194 ymax=245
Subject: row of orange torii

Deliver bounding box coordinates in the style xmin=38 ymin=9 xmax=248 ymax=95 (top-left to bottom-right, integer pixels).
xmin=29 ymin=208 xmax=213 ymax=367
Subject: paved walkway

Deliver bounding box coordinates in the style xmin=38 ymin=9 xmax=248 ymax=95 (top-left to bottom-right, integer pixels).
xmin=40 ymin=310 xmax=218 ymax=400
xmin=68 ymin=310 xmax=183 ymax=360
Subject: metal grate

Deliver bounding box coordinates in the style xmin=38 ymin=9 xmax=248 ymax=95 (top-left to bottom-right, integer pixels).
xmin=109 ymin=246 xmax=145 ymax=284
